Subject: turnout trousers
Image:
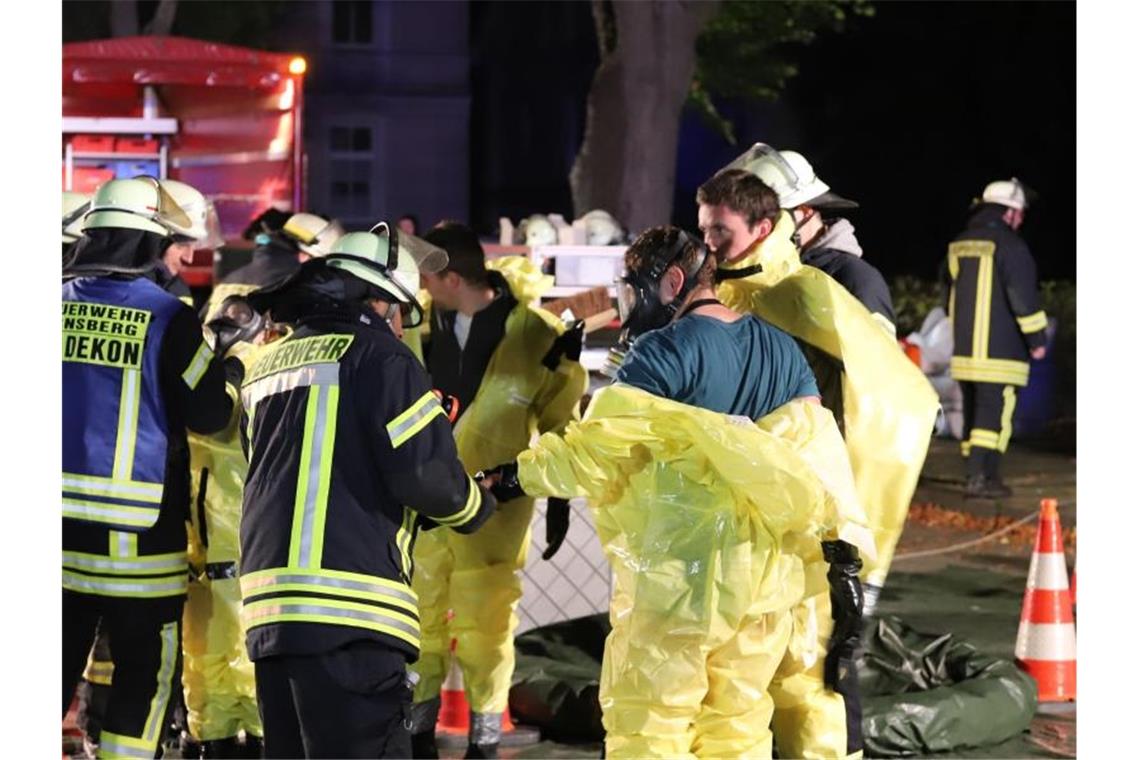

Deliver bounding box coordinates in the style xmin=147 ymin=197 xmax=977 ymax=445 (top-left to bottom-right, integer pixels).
xmin=959 ymin=382 xmax=1018 ymax=478
xmin=254 ymin=641 xmax=413 ymax=759
xmin=62 ymin=590 xmax=183 ymax=759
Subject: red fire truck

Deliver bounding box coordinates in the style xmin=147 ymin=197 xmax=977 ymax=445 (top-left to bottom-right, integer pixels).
xmin=63 ymin=36 xmax=307 ymax=286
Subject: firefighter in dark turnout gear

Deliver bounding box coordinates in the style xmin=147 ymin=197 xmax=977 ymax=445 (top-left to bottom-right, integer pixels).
xmin=941 ymin=178 xmax=1048 ymax=498
xmin=238 ymin=223 xmax=497 ymax=759
xmin=62 ymin=178 xmax=240 ymax=760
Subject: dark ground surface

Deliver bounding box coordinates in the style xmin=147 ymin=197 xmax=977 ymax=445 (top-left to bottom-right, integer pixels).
xmin=63 ymin=438 xmax=1076 ymax=758
xmin=459 ymin=437 xmax=1078 ymax=759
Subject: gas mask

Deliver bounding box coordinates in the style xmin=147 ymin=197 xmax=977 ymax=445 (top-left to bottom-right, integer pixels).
xmin=605 ymin=231 xmax=709 ymax=379
xmin=206 ymin=295 xmax=266 ymax=356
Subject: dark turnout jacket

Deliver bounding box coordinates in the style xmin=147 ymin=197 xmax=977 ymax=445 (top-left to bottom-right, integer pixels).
xmin=941 ymin=205 xmax=1047 ymax=387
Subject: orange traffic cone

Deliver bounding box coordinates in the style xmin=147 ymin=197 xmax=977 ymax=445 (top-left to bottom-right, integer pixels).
xmin=436 ymin=638 xmax=470 ymax=737
xmin=1014 ymin=498 xmax=1076 ymax=701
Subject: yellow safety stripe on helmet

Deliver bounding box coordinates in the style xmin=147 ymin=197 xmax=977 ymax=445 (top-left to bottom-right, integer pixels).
xmin=973 ymin=255 xmax=994 ymax=359
xmin=432 ymin=476 xmax=481 ymax=528
xmin=99 ymin=730 xmax=157 ymax=759
xmin=62 ymin=500 xmax=159 ymax=530
xmin=949 ymin=357 xmax=1030 ymax=386
xmin=968 ymin=429 xmax=1001 ymax=450
xmin=241 ymin=596 xmax=421 ymax=649
xmin=112 ymin=368 xmax=142 ymax=481
xmin=181 ymin=339 xmax=213 ymax=390
xmin=63 ymin=473 xmax=163 ymax=503
xmin=240 ymin=566 xmax=418 ymax=613
xmin=1016 ymin=310 xmax=1047 ymax=334
xmin=287 ymin=385 xmax=339 ymax=568
xmin=998 ymin=385 xmax=1017 ymax=452
xmin=63 ymin=551 xmax=186 ymax=576
xmin=62 ymin=569 xmax=187 ymax=598
xmin=386 ymin=391 xmax=446 ymax=449
xmin=396 ymin=507 xmax=414 ymax=580
xmin=142 ymin=621 xmax=179 ymax=745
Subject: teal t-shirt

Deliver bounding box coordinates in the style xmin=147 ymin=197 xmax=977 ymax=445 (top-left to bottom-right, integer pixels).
xmin=616 ymin=314 xmax=819 ymax=419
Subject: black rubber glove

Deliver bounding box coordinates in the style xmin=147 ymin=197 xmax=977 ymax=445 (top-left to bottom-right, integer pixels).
xmin=821 ymin=539 xmax=864 ymax=691
xmin=542 ymin=498 xmax=571 ymax=560
xmin=476 ymin=461 xmax=526 ymax=503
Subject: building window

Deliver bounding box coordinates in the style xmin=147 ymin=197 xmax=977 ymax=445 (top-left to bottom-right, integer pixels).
xmin=332 ymin=1 xmax=373 ymax=45
xmin=329 ymin=125 xmax=374 ymax=218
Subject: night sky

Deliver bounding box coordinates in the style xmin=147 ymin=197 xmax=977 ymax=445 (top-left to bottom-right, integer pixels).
xmin=473 ymin=0 xmax=1075 ymax=282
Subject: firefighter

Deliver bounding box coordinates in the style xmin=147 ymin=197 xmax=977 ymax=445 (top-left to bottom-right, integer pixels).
xmin=479 ymin=226 xmax=873 ymax=758
xmin=698 ymin=166 xmax=939 ymax=758
xmin=729 ymin=144 xmax=896 ymax=335
xmin=63 ymin=177 xmax=240 ymax=760
xmin=942 ymin=178 xmax=1047 ymax=498
xmin=409 ymin=222 xmax=588 ymax=759
xmin=237 ymin=223 xmax=498 ymax=758
xmin=148 ymin=178 xmax=224 ymax=307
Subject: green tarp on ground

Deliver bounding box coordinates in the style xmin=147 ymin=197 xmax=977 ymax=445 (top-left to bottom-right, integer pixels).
xmin=509 ymin=613 xmax=1038 ymax=756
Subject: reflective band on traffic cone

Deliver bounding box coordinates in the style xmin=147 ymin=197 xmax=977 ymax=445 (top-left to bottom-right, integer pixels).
xmin=437 ymin=637 xmax=469 ymax=735
xmin=1014 ymin=498 xmax=1076 ymax=701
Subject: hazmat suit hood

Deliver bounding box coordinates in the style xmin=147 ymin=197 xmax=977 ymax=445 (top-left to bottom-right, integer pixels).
xmin=806 ymin=217 xmax=863 ymax=258
xmin=485 ymin=254 xmax=554 ymax=303
xmin=64 ymin=227 xmax=172 ymax=279
xmin=716 ymin=210 xmax=802 ymax=286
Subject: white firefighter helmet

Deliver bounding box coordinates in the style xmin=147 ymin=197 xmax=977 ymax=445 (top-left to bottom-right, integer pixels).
xmin=63 ymin=191 xmax=92 ymax=244
xmin=283 ymin=212 xmax=345 ymax=257
xmin=982 ymin=178 xmax=1031 ymax=211
xmin=580 ymin=209 xmax=624 ymax=245
xmin=83 ymin=177 xmax=194 ymax=237
xmin=725 ymin=143 xmax=857 ymax=210
xmin=324 ymin=222 xmax=449 ymax=327
xmin=522 ymin=215 xmax=558 ymax=246
xmin=159 ymin=179 xmax=225 ymax=249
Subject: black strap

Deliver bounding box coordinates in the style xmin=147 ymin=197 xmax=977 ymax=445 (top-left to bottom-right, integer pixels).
xmin=541 ymin=319 xmax=585 ymax=370
xmin=715 ymin=263 xmax=764 ymax=282
xmin=678 ymin=298 xmax=721 ymax=320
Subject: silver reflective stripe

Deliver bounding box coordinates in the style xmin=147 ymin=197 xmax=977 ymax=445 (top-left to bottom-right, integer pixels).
xmin=114 ymin=531 xmax=132 ymax=558
xmin=387 ymin=394 xmax=445 ymax=449
xmin=243 ymin=571 xmax=417 ymax=607
xmin=113 ymin=369 xmax=140 ymax=480
xmin=98 ymin=735 xmax=154 ymax=759
xmin=296 ymin=384 xmax=334 ymax=567
xmin=181 ymin=340 xmax=213 ymax=390
xmin=245 ymin=601 xmax=419 ymax=638
xmin=242 ymin=362 xmax=340 ymax=411
xmin=63 ymin=552 xmax=185 ymax=574
xmin=62 ymin=500 xmax=157 ymax=527
xmin=62 ymin=571 xmax=185 ymax=596
xmin=62 ymin=474 xmax=161 ymax=501
xmin=144 ymin=622 xmax=178 ymax=742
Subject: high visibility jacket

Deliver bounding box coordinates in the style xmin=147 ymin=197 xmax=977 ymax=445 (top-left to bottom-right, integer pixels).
xmin=63 ymin=275 xmax=234 ymax=599
xmin=239 ymin=305 xmax=495 ymax=662
xmin=942 ymin=205 xmax=1048 ymax=387
xmin=716 ymin=212 xmax=939 ymax=587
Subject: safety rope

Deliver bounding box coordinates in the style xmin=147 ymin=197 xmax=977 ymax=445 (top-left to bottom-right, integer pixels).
xmin=892 ymin=510 xmax=1041 ymax=561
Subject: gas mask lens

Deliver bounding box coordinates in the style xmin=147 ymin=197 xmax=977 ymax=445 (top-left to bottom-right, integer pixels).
xmin=616 ymin=278 xmax=639 ymax=327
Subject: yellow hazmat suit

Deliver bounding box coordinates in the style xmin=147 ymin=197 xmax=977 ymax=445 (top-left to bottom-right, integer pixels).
xmin=717 ymin=211 xmax=939 ymax=759
xmin=517 ymin=384 xmax=873 ymax=759
xmin=181 ymin=289 xmax=263 ymax=743
xmin=411 ymin=256 xmax=589 ymax=717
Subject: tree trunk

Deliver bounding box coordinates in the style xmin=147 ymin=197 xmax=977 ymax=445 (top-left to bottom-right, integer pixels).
xmin=570 ymin=0 xmax=719 ymax=236
xmin=143 ymin=0 xmax=179 ymax=35
xmin=110 ymin=0 xmax=140 ymax=36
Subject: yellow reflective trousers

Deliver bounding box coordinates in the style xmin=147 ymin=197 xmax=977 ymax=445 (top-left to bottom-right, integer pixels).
xmin=717 ymin=211 xmax=938 ymax=758
xmin=411 ymin=256 xmax=588 ymax=714
xmin=518 ymin=384 xmax=871 ymax=758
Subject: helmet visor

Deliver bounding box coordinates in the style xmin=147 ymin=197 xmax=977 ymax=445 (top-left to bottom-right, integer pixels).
xmin=197 ymin=201 xmax=226 ymax=250
xmin=722 ymin=142 xmax=800 ymax=185
xmin=369 ymin=221 xmax=449 ymax=274
xmin=136 ymin=175 xmax=193 ymax=233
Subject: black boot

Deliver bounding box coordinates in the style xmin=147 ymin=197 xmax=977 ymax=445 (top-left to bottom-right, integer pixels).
xmin=463 ymin=742 xmax=500 ymax=759
xmin=411 ymin=730 xmax=439 ymax=759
